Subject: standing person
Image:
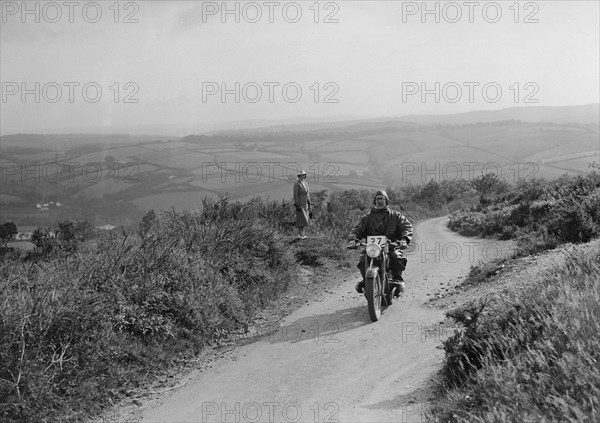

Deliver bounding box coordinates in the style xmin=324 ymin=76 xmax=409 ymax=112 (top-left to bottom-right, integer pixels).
xmin=293 ymin=170 xmax=311 ymax=239
xmin=349 ymin=190 xmax=413 ymax=296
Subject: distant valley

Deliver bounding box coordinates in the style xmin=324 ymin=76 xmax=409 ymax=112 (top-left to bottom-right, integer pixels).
xmin=1 ymin=104 xmax=598 ymax=227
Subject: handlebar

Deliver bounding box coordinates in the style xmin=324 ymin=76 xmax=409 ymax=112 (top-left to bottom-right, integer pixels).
xmin=346 ymin=238 xmax=407 ymax=250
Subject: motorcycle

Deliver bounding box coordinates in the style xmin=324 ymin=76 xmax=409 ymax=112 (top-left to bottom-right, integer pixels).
xmin=348 ymin=236 xmax=406 ymax=322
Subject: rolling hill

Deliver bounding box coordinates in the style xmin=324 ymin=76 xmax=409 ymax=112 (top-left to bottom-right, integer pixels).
xmin=1 ymin=104 xmax=598 ymax=227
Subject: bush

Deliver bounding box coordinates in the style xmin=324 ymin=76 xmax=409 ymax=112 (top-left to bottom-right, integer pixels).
xmin=463 ymin=258 xmax=508 ymax=285
xmin=0 ymin=182 xmax=471 ymax=422
xmin=447 ymin=172 xmax=600 ymax=252
xmin=434 ymin=242 xmax=600 ymax=422
xmin=0 ymin=202 xmax=297 ymax=422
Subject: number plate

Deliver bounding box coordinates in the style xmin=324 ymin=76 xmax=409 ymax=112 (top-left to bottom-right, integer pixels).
xmin=367 ymin=235 xmax=387 ymax=245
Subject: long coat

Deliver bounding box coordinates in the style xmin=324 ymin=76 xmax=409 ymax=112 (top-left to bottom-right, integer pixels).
xmin=351 ymin=207 xmax=413 ymax=243
xmin=293 ymin=179 xmax=311 ymax=227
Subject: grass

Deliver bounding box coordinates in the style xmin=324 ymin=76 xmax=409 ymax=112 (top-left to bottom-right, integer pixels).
xmin=0 ymin=190 xmax=371 ymax=422
xmin=462 ymin=257 xmax=509 ymax=286
xmin=430 ymin=240 xmax=600 ymax=422
xmin=0 ymin=183 xmax=467 ymax=422
xmin=0 ymin=198 xmax=299 ymax=422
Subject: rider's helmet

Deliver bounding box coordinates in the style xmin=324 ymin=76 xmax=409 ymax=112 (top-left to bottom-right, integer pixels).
xmin=373 ymin=189 xmax=389 ymax=205
xmin=297 ymin=170 xmax=307 ymax=177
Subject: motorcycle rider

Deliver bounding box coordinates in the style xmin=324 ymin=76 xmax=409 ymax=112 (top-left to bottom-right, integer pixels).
xmin=349 ymin=190 xmax=413 ymax=296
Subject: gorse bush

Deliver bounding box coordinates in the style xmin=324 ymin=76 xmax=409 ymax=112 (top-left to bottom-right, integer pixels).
xmin=0 ymin=182 xmax=473 ymax=422
xmin=448 ymin=172 xmax=600 ymax=253
xmin=434 ymin=241 xmax=600 ymax=422
xmin=440 ymin=172 xmax=600 ymax=421
xmin=0 ymin=199 xmax=297 ymax=422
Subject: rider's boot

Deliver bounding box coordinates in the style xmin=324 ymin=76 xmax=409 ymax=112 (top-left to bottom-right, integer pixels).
xmin=390 ymin=275 xmax=405 ymax=297
xmin=355 ymin=279 xmax=365 ymax=293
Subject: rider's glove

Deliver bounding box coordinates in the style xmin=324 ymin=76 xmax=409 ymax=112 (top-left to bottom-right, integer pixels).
xmin=398 ymin=240 xmax=408 ymax=250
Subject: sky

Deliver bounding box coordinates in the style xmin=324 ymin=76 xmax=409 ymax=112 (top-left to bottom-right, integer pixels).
xmin=1 ymin=0 xmax=599 ymax=135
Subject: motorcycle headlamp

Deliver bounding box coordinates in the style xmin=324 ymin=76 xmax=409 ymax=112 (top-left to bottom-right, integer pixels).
xmin=366 ymin=243 xmax=382 ymax=258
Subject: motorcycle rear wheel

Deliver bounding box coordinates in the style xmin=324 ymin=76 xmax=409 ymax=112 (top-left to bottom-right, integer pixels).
xmin=365 ymin=274 xmax=382 ymax=322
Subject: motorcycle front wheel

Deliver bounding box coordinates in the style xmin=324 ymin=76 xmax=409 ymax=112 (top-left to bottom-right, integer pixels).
xmin=365 ymin=274 xmax=382 ymax=322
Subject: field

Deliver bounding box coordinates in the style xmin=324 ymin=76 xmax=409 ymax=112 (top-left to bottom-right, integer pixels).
xmin=0 ymin=194 xmax=23 ymax=204
xmin=78 ymin=177 xmax=141 ymax=199
xmin=70 ymin=145 xmax=155 ymax=163
xmin=141 ymin=152 xmax=216 ymax=170
xmin=132 ymin=190 xmax=219 ymax=212
xmin=1 ymin=117 xmax=598 ymax=227
xmin=11 ymin=151 xmax=60 ymax=162
xmin=549 ymin=155 xmax=598 ymax=173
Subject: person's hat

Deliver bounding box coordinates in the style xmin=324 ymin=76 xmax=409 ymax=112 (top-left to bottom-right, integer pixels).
xmin=373 ymin=189 xmax=389 ymax=205
xmin=298 ymin=170 xmax=307 ymax=177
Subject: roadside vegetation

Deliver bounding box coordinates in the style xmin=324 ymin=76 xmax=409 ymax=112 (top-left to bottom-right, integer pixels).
xmin=432 ymin=241 xmax=600 ymax=422
xmin=1 ymin=199 xmax=296 ymax=422
xmin=448 ymin=172 xmax=600 ymax=255
xmin=434 ymin=171 xmax=600 ymax=422
xmin=5 ymin=171 xmax=597 ymax=422
xmin=1 ymin=180 xmax=472 ymax=422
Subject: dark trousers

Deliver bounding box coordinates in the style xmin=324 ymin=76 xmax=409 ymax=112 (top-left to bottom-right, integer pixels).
xmin=357 ymin=249 xmax=407 ymax=281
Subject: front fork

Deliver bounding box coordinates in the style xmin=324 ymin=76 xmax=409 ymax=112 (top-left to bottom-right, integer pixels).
xmin=365 ymin=256 xmax=387 ymax=289
xmin=365 ymin=258 xmax=378 ymax=279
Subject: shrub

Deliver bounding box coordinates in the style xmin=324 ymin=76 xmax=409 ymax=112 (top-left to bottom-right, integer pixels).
xmin=0 ymin=203 xmax=297 ymax=422
xmin=434 ymin=242 xmax=600 ymax=422
xmin=447 ymin=172 xmax=600 ymax=252
xmin=0 ymin=182 xmax=466 ymax=422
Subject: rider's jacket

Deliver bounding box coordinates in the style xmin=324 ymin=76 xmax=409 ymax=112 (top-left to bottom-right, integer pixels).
xmin=351 ymin=206 xmax=413 ymax=244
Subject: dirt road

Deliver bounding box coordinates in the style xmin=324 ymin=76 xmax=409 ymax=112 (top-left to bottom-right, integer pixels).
xmin=138 ymin=217 xmax=511 ymax=423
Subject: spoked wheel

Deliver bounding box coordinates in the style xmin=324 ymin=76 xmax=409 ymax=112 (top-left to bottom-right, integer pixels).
xmin=365 ymin=274 xmax=382 ymax=322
